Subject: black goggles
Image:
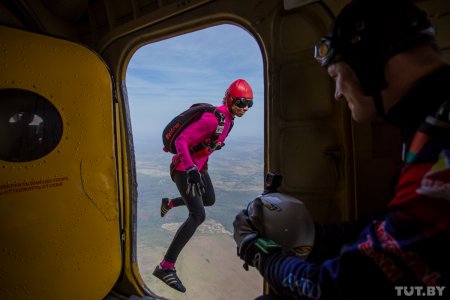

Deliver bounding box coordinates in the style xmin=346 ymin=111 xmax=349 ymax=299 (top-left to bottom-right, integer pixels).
xmin=231 ymin=97 xmax=253 ymax=108
xmin=314 ymin=37 xmax=338 ymax=67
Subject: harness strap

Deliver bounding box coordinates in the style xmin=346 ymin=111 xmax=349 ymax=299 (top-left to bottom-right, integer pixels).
xmin=189 ymin=109 xmax=228 ymax=154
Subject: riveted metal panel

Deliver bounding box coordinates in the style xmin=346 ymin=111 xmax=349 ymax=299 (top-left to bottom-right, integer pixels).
xmin=0 ymin=26 xmax=120 ymax=300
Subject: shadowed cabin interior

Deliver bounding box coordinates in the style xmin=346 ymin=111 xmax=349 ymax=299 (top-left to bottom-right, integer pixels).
xmin=0 ymin=0 xmax=449 ymax=299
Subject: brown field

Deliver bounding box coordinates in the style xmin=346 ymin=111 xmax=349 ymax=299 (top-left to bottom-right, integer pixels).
xmin=138 ymin=234 xmax=263 ymax=300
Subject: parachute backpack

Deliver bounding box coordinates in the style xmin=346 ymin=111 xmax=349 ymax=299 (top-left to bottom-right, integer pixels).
xmin=162 ymin=103 xmax=232 ymax=154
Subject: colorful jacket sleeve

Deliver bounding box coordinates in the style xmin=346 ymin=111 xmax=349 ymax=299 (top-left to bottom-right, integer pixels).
xmin=306 ymin=219 xmax=370 ymax=263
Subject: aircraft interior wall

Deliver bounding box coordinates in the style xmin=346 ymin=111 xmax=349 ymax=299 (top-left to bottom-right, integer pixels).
xmin=0 ymin=0 xmax=449 ymax=299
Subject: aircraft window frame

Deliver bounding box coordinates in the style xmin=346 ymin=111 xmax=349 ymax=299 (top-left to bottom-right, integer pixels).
xmin=126 ymin=23 xmax=264 ymax=299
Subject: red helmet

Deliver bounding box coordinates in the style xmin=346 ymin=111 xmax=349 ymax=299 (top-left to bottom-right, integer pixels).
xmin=225 ymin=79 xmax=253 ymax=111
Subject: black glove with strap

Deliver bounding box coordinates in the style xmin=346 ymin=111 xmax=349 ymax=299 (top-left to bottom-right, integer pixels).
xmin=233 ymin=197 xmax=265 ymax=246
xmin=186 ymin=166 xmax=205 ymax=197
xmin=233 ymin=208 xmax=281 ymax=271
xmin=237 ymin=232 xmax=261 ymax=270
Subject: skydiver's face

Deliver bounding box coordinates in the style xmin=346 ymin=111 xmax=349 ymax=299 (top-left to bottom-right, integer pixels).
xmin=231 ymin=104 xmax=250 ymax=117
xmin=327 ymin=62 xmax=377 ymax=123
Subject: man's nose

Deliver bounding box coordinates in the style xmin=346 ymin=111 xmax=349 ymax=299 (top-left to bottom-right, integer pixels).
xmin=334 ymin=88 xmax=344 ymax=101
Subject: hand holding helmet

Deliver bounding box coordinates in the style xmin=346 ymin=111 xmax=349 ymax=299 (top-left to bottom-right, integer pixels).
xmin=233 ymin=191 xmax=315 ymax=270
xmin=233 ymin=205 xmax=282 ymax=270
xmin=233 ymin=208 xmax=257 ymax=247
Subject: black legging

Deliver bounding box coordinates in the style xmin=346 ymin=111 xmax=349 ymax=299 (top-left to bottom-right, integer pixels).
xmin=163 ymin=169 xmax=215 ymax=263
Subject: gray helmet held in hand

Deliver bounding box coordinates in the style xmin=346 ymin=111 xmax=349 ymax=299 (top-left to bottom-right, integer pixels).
xmin=247 ymin=192 xmax=315 ymax=255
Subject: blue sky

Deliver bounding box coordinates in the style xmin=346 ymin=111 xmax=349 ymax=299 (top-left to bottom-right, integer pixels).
xmin=125 ymin=24 xmax=264 ymax=143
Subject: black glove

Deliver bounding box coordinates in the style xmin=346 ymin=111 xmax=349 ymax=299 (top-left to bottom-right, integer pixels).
xmin=233 ymin=209 xmax=257 ymax=246
xmin=238 ymin=232 xmax=262 ymax=270
xmin=186 ymin=166 xmax=205 ymax=197
xmin=237 ymin=231 xmax=282 ymax=271
xmin=233 ymin=209 xmax=259 ymax=270
xmin=233 ymin=198 xmax=265 ymax=246
xmin=233 ymin=208 xmax=281 ymax=271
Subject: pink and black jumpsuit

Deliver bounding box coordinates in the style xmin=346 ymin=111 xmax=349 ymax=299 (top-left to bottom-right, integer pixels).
xmin=163 ymin=104 xmax=234 ymax=264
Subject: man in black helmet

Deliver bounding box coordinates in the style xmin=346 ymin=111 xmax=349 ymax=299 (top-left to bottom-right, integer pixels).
xmin=233 ymin=0 xmax=450 ymax=299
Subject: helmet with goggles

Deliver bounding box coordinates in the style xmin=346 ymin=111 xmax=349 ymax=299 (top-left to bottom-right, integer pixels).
xmin=314 ymin=0 xmax=436 ymax=116
xmin=225 ymin=79 xmax=253 ymax=111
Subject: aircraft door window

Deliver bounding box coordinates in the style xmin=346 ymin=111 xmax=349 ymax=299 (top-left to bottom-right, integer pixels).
xmin=0 ymin=88 xmax=63 ymax=162
xmin=127 ymin=24 xmax=263 ymax=299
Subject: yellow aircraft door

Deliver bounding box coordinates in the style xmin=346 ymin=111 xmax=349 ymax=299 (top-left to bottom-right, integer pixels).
xmin=0 ymin=26 xmax=121 ymax=299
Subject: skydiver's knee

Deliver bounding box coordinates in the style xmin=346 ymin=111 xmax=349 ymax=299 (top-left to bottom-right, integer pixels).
xmin=191 ymin=211 xmax=206 ymax=225
xmin=203 ymin=195 xmax=215 ymax=206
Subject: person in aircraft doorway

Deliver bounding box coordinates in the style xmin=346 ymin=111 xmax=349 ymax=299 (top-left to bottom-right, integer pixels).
xmin=233 ymin=0 xmax=450 ymax=299
xmin=153 ymin=79 xmax=254 ymax=293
